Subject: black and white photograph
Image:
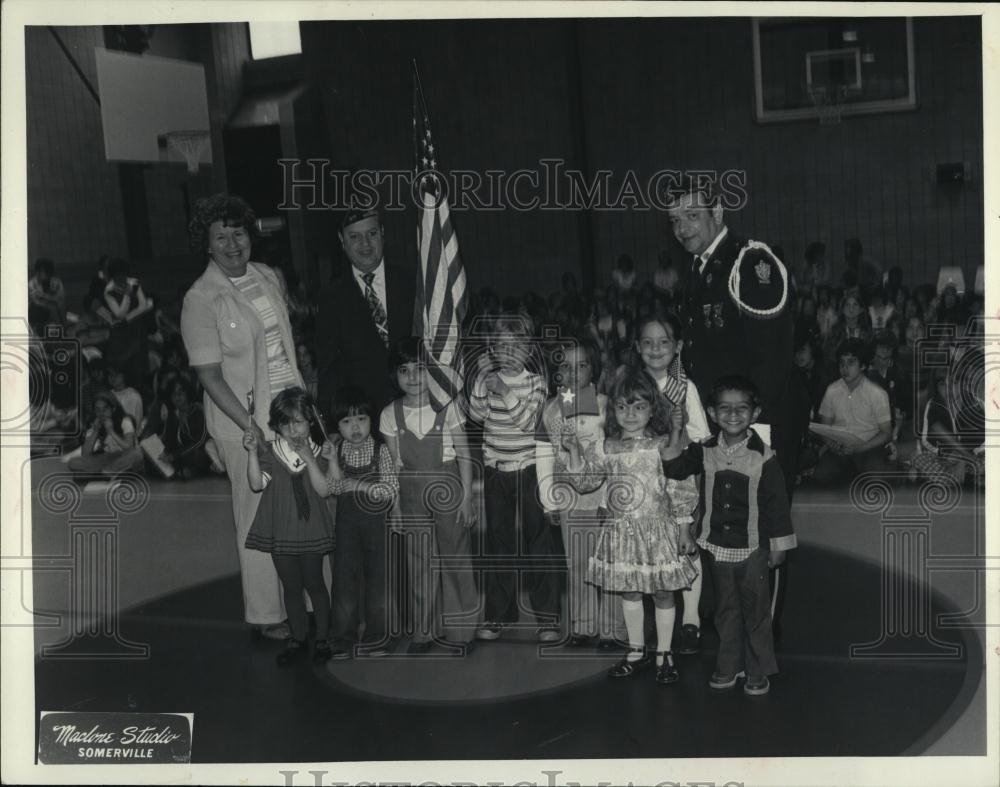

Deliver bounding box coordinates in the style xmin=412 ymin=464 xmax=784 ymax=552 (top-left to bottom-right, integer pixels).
xmin=1 ymin=2 xmax=997 ymax=785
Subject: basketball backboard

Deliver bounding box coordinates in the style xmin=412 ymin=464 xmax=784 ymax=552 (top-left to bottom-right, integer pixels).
xmin=94 ymin=47 xmax=212 ymax=167
xmin=753 ymin=17 xmax=916 ymax=124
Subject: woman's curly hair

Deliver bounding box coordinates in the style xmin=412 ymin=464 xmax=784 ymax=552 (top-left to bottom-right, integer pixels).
xmin=188 ymin=194 xmax=258 ymax=253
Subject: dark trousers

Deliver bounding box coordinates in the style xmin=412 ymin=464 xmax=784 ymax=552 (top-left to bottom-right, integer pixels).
xmin=770 ymin=410 xmax=803 ymax=504
xmin=330 ymin=511 xmax=389 ymax=647
xmin=483 ymin=465 xmax=562 ymax=624
xmin=811 ymin=446 xmax=891 ymax=485
xmin=272 ymin=553 xmax=330 ymax=642
xmin=709 ymin=548 xmax=778 ymax=677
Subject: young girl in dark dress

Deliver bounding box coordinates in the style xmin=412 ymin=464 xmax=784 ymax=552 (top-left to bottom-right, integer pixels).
xmin=244 ymin=387 xmax=336 ymax=666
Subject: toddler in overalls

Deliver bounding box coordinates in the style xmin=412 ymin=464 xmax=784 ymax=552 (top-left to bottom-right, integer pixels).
xmin=381 ymin=338 xmax=479 ymax=654
xmin=328 ymin=387 xmax=398 ymax=659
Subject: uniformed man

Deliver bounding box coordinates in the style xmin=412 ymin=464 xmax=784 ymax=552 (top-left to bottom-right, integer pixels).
xmin=666 ymin=177 xmax=797 ymax=639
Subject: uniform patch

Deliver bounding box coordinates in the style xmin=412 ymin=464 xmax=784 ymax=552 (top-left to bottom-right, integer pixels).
xmin=754 ymin=260 xmax=771 ymax=284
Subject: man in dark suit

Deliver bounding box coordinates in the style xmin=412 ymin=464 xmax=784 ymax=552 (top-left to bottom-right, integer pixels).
xmin=316 ymin=207 xmax=416 ymax=416
xmin=667 ymin=177 xmax=797 ymax=641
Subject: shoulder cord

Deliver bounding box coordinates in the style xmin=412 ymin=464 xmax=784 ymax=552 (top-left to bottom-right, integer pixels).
xmin=728 ymin=240 xmax=789 ymax=318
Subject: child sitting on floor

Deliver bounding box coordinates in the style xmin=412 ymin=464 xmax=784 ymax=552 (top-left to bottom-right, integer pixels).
xmin=811 ymin=338 xmax=893 ymax=484
xmin=67 ymin=390 xmax=144 ymax=476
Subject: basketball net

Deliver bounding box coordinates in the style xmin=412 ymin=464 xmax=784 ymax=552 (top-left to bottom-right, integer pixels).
xmin=807 ymin=85 xmax=850 ymax=126
xmin=163 ymin=130 xmax=210 ymax=174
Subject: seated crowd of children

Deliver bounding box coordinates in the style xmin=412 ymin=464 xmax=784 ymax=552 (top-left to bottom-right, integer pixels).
xmin=463 ymin=258 xmax=985 ymax=489
xmin=28 ymin=254 xmax=319 ymax=481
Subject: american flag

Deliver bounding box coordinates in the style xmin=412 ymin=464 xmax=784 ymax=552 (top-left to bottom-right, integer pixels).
xmin=412 ymin=69 xmax=467 ymax=411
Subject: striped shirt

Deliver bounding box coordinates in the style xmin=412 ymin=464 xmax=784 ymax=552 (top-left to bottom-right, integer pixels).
xmin=231 ymin=271 xmax=298 ymax=394
xmin=468 ymin=368 xmax=546 ymax=469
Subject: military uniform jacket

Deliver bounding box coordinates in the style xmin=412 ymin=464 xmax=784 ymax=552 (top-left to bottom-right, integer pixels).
xmin=679 ymin=230 xmax=793 ymax=426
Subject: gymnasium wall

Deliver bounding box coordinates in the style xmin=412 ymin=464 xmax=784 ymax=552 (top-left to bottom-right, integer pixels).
xmin=577 ymin=16 xmax=983 ymax=290
xmin=301 ymin=15 xmax=983 ymax=296
xmin=25 ymin=26 xmax=130 ymax=289
xmin=299 ymin=18 xmax=589 ymax=295
xmin=23 ymin=16 xmax=983 ymax=311
xmin=23 ymin=23 xmax=249 ymax=307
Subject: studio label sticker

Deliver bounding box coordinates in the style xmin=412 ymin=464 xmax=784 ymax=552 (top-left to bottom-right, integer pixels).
xmin=38 ymin=711 xmax=193 ymax=764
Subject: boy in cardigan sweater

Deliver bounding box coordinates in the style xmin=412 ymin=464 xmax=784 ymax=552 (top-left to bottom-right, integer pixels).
xmin=659 ymin=374 xmax=796 ymax=695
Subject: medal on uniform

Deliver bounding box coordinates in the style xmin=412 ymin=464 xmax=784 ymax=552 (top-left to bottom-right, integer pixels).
xmin=702 ymin=303 xmax=712 ymax=329
xmin=713 ymin=303 xmax=725 ymax=328
xmin=754 ymin=260 xmax=771 ymax=284
xmin=706 ymin=272 xmax=713 ymax=285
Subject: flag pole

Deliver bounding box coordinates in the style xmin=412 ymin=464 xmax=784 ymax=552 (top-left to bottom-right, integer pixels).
xmin=412 ymin=59 xmax=421 ymax=175
xmin=411 ymin=61 xmax=425 ymax=336
xmin=413 ymin=59 xmax=430 ymax=123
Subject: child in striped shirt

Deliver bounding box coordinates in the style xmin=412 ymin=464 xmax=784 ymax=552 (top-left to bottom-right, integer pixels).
xmin=468 ymin=314 xmax=564 ymax=642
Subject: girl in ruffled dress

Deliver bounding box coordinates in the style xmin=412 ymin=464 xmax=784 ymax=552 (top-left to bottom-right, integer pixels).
xmin=565 ymin=371 xmax=699 ymax=684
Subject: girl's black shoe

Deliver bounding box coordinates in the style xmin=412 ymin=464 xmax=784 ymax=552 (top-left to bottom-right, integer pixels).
xmin=608 ymin=647 xmax=650 ymax=678
xmin=276 ymin=638 xmax=307 ymax=667
xmin=677 ymin=624 xmax=700 ymax=655
xmin=655 ymin=651 xmax=679 ymax=685
xmin=313 ymin=639 xmax=333 ymax=664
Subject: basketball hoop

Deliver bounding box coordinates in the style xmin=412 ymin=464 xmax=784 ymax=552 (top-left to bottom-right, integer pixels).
xmin=160 ymin=130 xmax=210 ymax=174
xmin=808 ymin=86 xmax=851 ymax=126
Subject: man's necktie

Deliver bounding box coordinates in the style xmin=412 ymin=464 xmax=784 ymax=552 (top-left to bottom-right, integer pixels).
xmin=361 ymin=272 xmax=389 ymax=346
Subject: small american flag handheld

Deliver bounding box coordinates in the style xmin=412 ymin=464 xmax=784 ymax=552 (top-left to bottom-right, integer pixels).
xmin=246 ymin=388 xmax=255 ymax=431
xmin=310 ymin=403 xmax=330 ymax=444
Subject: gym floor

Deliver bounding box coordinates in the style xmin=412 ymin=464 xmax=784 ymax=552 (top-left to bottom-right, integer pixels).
xmin=26 ymin=457 xmax=986 ymax=762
